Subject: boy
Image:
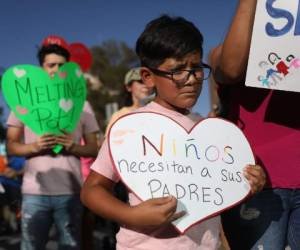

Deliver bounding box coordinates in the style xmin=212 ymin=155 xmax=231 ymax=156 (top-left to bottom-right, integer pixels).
xmin=6 ymin=41 xmax=99 ymax=250
xmin=81 ymin=15 xmax=265 ymax=250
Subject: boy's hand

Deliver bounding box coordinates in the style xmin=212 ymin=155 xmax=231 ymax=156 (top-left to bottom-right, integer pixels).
xmin=131 ymin=196 xmax=185 ymax=228
xmin=243 ymin=164 xmax=266 ymax=194
xmin=55 ymin=130 xmax=75 ymax=152
xmin=32 ymin=133 xmax=57 ymax=153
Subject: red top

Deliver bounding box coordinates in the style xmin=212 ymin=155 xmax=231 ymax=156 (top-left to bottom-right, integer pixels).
xmin=226 ymin=86 xmax=300 ymax=188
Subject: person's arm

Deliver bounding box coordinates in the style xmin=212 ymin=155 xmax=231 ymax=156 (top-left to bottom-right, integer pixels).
xmin=56 ymin=131 xmax=99 ymax=158
xmin=6 ymin=126 xmax=57 ymax=157
xmin=213 ymin=0 xmax=257 ymax=84
xmin=80 ymin=170 xmax=185 ymax=229
xmin=207 ymin=48 xmax=222 ymax=118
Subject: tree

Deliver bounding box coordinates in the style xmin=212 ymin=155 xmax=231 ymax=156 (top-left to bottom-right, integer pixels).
xmin=86 ymin=40 xmax=139 ymax=130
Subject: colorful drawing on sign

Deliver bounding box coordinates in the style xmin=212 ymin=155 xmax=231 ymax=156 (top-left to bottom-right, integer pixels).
xmin=1 ymin=62 xmax=86 ymax=136
xmin=108 ymin=112 xmax=255 ymax=233
xmin=257 ymin=52 xmax=300 ymax=88
xmin=245 ymin=0 xmax=300 ymax=92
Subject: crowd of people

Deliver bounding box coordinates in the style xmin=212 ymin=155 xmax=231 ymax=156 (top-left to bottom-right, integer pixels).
xmin=0 ymin=0 xmax=299 ymax=249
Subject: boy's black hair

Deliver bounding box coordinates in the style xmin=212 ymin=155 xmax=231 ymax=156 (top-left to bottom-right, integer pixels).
xmin=37 ymin=44 xmax=70 ymax=66
xmin=136 ymin=15 xmax=204 ymax=68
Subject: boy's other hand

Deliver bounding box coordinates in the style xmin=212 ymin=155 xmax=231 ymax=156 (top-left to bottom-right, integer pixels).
xmin=243 ymin=164 xmax=266 ymax=194
xmin=55 ymin=130 xmax=75 ymax=152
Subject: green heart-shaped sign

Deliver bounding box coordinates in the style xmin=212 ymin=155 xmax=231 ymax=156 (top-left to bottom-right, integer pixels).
xmin=1 ymin=62 xmax=86 ymax=135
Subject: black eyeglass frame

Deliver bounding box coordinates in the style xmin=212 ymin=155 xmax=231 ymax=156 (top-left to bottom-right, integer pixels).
xmin=148 ymin=63 xmax=212 ymax=86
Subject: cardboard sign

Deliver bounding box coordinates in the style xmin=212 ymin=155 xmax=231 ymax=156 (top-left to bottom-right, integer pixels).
xmin=1 ymin=62 xmax=86 ymax=135
xmin=246 ymin=0 xmax=300 ymax=92
xmin=108 ymin=112 xmax=255 ymax=233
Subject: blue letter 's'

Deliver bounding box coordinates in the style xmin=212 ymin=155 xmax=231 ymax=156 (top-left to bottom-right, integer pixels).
xmin=265 ymin=0 xmax=294 ymax=36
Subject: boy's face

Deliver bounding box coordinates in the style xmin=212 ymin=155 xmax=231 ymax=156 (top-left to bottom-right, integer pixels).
xmin=143 ymin=51 xmax=203 ymax=113
xmin=42 ymin=53 xmax=66 ymax=77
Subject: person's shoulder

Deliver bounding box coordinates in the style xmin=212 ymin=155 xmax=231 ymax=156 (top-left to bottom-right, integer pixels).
xmin=112 ymin=107 xmax=133 ymax=120
xmin=135 ymin=101 xmax=159 ymax=113
xmin=105 ymin=106 xmax=133 ymax=136
xmin=7 ymin=111 xmax=23 ymax=127
xmin=83 ymin=101 xmax=91 ymax=108
xmin=83 ymin=101 xmax=93 ymax=112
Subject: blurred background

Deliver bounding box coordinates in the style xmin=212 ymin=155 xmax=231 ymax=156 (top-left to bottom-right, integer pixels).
xmin=0 ymin=0 xmax=239 ymax=131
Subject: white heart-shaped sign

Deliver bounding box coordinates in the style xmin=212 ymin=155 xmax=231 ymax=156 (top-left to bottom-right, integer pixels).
xmin=59 ymin=99 xmax=73 ymax=112
xmin=108 ymin=112 xmax=255 ymax=233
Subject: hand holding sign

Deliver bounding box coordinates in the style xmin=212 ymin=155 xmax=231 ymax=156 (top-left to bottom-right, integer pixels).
xmin=1 ymin=62 xmax=86 ymax=152
xmin=108 ymin=113 xmax=255 ymax=233
xmin=55 ymin=130 xmax=75 ymax=152
xmin=131 ymin=195 xmax=186 ymax=228
xmin=31 ymin=133 xmax=57 ymax=153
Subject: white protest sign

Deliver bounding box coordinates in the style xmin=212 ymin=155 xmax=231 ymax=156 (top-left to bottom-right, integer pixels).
xmin=108 ymin=112 xmax=255 ymax=233
xmin=246 ymin=0 xmax=300 ymax=92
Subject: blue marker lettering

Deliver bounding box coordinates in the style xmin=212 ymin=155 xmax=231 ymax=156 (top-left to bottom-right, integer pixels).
xmin=265 ymin=0 xmax=294 ymax=36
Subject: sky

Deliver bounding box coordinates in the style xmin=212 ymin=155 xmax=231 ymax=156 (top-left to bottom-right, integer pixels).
xmin=0 ymin=0 xmax=238 ymax=121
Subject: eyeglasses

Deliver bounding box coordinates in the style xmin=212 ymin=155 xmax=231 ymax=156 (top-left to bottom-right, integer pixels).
xmin=148 ymin=63 xmax=211 ymax=87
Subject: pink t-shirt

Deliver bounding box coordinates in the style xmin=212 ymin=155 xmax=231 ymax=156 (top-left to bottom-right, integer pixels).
xmin=105 ymin=106 xmax=135 ymax=136
xmin=91 ymin=102 xmax=221 ymax=250
xmin=80 ymin=102 xmax=103 ymax=181
xmin=227 ymin=86 xmax=300 ymax=188
xmin=7 ymin=101 xmax=99 ymax=195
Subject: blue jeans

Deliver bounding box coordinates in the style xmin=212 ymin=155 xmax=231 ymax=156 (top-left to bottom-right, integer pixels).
xmin=21 ymin=194 xmax=83 ymax=250
xmin=222 ymin=188 xmax=300 ymax=250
